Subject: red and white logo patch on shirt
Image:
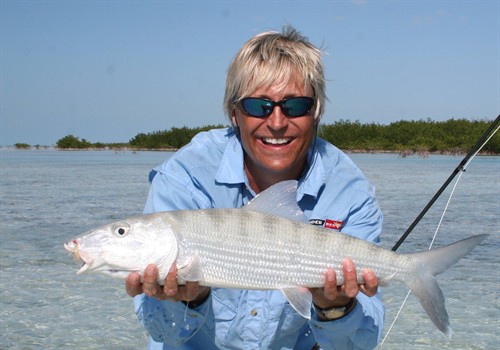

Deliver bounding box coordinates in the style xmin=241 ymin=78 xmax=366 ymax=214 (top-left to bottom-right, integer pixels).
xmin=309 ymin=218 xmax=344 ymax=231
xmin=325 ymin=219 xmax=343 ymax=230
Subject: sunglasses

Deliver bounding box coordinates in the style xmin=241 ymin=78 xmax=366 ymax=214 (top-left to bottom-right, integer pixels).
xmin=238 ymin=96 xmax=315 ymax=118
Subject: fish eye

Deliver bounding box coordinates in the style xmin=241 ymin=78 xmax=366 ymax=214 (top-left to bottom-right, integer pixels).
xmin=113 ymin=223 xmax=130 ymax=237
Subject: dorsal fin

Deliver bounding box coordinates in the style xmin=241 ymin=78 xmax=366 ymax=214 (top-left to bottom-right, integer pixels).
xmin=243 ymin=180 xmax=309 ymax=224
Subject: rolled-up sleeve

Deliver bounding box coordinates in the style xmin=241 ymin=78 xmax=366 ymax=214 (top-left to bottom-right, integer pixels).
xmin=134 ymin=293 xmax=214 ymax=346
xmin=309 ymin=292 xmax=384 ymax=350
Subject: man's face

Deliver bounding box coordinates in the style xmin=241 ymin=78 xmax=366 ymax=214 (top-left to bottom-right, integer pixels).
xmin=231 ymin=77 xmax=317 ymax=186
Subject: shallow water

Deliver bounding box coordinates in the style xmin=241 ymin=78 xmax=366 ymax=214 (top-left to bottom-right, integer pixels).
xmin=351 ymin=154 xmax=499 ymax=349
xmin=0 ymin=149 xmax=498 ymax=349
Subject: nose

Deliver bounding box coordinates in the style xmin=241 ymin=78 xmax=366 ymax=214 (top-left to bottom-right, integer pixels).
xmin=266 ymin=106 xmax=288 ymax=130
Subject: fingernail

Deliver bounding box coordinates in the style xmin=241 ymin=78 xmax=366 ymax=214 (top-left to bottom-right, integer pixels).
xmin=327 ymin=269 xmax=336 ymax=282
xmin=344 ymin=259 xmax=354 ymax=272
xmin=146 ymin=265 xmax=157 ymax=276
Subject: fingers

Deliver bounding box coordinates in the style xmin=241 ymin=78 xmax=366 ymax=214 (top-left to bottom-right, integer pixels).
xmin=164 ymin=264 xmax=178 ymax=298
xmin=312 ymin=259 xmax=380 ymax=309
xmin=342 ymin=259 xmax=379 ymax=297
xmin=360 ymin=268 xmax=378 ymax=297
xmin=143 ymin=264 xmax=161 ymax=297
xmin=126 ymin=264 xmax=166 ymax=299
xmin=312 ymin=267 xmax=351 ymax=309
xmin=164 ymin=265 xmax=208 ymax=304
xmin=125 ymin=272 xmax=142 ymax=297
xmin=342 ymin=259 xmax=359 ymax=298
xmin=321 ymin=260 xmax=358 ymax=306
xmin=322 ymin=268 xmax=338 ymax=300
xmin=125 ymin=264 xmax=210 ymax=306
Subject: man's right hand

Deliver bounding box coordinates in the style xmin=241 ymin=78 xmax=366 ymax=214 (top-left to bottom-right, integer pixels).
xmin=126 ymin=264 xmax=210 ymax=305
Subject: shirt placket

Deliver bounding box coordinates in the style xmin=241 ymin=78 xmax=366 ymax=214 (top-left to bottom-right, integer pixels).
xmin=242 ymin=291 xmax=275 ymax=349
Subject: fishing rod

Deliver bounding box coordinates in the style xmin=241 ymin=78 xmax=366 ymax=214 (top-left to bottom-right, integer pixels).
xmin=392 ymin=114 xmax=500 ymax=251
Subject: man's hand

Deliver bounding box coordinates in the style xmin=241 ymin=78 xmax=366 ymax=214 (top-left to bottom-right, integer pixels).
xmin=126 ymin=264 xmax=210 ymax=306
xmin=310 ymin=259 xmax=379 ymax=310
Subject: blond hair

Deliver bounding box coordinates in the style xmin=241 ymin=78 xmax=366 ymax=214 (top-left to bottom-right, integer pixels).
xmin=224 ymin=25 xmax=326 ymax=121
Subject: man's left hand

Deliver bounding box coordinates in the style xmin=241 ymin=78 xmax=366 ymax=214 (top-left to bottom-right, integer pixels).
xmin=310 ymin=258 xmax=379 ymax=310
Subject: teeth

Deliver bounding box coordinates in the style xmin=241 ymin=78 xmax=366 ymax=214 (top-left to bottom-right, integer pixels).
xmin=262 ymin=138 xmax=291 ymax=145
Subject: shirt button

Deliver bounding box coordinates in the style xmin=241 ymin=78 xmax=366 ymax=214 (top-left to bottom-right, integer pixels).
xmin=250 ymin=309 xmax=258 ymax=316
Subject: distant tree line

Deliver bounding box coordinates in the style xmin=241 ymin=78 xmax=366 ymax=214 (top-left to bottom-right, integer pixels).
xmin=15 ymin=119 xmax=499 ymax=154
xmin=126 ymin=119 xmax=499 ymax=154
xmin=14 ymin=142 xmax=48 ymax=150
xmin=56 ymin=135 xmax=94 ymax=149
xmin=129 ymin=125 xmax=226 ymax=149
xmin=318 ymin=118 xmax=499 ymax=154
xmin=14 ymin=143 xmax=31 ymax=149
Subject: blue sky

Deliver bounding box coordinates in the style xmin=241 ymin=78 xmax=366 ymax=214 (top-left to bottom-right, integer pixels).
xmin=1 ymin=0 xmax=499 ymax=146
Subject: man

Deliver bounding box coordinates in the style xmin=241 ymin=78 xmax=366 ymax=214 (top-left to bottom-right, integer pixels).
xmin=126 ymin=26 xmax=384 ymax=349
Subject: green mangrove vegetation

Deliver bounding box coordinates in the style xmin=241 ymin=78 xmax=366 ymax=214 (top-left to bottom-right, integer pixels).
xmin=129 ymin=125 xmax=226 ymax=150
xmin=53 ymin=134 xmax=128 ymax=150
xmin=127 ymin=119 xmax=499 ymax=154
xmin=14 ymin=118 xmax=499 ymax=154
xmin=318 ymin=118 xmax=499 ymax=154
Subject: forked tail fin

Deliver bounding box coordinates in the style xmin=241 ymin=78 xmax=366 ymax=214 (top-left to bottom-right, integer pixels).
xmin=405 ymin=234 xmax=488 ymax=338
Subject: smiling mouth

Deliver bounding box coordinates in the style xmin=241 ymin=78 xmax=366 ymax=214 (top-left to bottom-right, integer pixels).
xmin=261 ymin=137 xmax=292 ymax=145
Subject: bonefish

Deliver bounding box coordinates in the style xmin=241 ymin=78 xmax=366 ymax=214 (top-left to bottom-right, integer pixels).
xmin=64 ymin=180 xmax=487 ymax=338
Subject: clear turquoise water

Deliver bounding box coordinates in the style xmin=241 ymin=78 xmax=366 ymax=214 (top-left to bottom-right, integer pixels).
xmin=1 ymin=149 xmax=498 ymax=349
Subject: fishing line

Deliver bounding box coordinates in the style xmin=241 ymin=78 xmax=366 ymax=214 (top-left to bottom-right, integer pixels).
xmin=391 ymin=114 xmax=500 ymax=251
xmin=379 ymin=117 xmax=499 ymax=347
xmin=380 ymin=171 xmax=464 ymax=347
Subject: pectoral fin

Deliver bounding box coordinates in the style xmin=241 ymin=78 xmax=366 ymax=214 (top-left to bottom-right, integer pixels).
xmin=176 ymin=254 xmax=204 ymax=284
xmin=281 ymin=287 xmax=312 ymax=319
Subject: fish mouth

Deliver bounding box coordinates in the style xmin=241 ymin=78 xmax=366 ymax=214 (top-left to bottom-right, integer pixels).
xmin=64 ymin=240 xmax=138 ymax=277
xmin=64 ymin=240 xmax=91 ymax=274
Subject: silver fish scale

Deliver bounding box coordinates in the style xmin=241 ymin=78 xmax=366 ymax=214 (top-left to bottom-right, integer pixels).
xmin=162 ymin=209 xmax=411 ymax=289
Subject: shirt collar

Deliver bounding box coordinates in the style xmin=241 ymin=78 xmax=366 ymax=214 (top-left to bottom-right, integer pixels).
xmin=297 ymin=142 xmax=326 ymax=201
xmin=215 ymin=130 xmax=247 ymax=185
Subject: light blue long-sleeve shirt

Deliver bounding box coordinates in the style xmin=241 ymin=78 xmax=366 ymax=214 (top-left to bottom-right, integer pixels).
xmin=135 ymin=127 xmax=384 ymax=349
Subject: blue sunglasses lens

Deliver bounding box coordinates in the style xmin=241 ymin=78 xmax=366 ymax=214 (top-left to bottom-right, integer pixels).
xmin=240 ymin=98 xmax=274 ymax=118
xmin=240 ymin=97 xmax=314 ymax=118
xmin=282 ymin=97 xmax=315 ymax=117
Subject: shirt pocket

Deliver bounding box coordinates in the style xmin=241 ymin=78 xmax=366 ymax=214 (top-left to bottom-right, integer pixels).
xmin=211 ymin=289 xmax=239 ymax=343
xmin=271 ymin=302 xmax=308 ymax=345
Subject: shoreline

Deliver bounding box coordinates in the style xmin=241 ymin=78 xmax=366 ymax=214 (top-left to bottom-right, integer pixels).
xmin=2 ymin=146 xmax=497 ymax=156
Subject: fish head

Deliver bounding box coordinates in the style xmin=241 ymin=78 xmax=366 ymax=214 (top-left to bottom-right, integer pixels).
xmin=64 ymin=214 xmax=178 ymax=282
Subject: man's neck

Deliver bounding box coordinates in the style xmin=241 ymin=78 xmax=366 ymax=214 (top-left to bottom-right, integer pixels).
xmin=245 ymin=161 xmax=304 ymax=194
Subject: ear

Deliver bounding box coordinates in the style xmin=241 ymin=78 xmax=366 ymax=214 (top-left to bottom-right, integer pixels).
xmin=231 ymin=110 xmax=239 ymax=128
xmin=311 ymin=116 xmax=319 ymax=128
